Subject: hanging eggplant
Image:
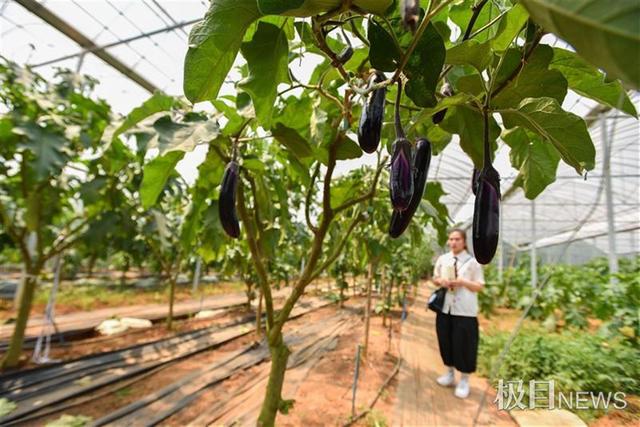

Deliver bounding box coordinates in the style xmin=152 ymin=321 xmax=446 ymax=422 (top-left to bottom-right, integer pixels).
xmin=219 ymin=160 xmax=240 ymax=239
xmin=389 ymin=137 xmax=432 ymax=238
xmin=358 ymin=72 xmax=386 ymax=154
xmin=471 ymin=167 xmax=480 ymax=195
xmin=431 ymin=82 xmax=453 ymax=125
xmin=389 ymin=81 xmax=414 ymax=211
xmin=400 ymin=0 xmax=420 ymax=33
xmin=472 ymin=112 xmax=501 ymax=264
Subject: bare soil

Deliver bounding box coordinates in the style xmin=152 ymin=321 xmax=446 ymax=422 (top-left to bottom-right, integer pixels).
xmin=28 ymin=296 xmax=402 ymax=426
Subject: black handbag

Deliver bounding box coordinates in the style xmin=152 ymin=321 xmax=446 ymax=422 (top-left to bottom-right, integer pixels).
xmin=427 ymin=287 xmax=447 ymax=313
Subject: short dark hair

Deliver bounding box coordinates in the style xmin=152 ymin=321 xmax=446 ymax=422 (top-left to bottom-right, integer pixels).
xmin=448 ymin=228 xmax=467 ymax=250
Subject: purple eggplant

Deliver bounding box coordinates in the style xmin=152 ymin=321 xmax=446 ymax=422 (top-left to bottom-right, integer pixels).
xmin=472 ymin=165 xmax=500 ymax=264
xmin=358 ymin=72 xmax=386 ymax=154
xmin=471 ymin=167 xmax=480 ymax=195
xmin=389 ymin=138 xmax=414 ymax=211
xmin=219 ymin=161 xmax=240 ymax=239
xmin=389 ymin=137 xmax=431 ymax=238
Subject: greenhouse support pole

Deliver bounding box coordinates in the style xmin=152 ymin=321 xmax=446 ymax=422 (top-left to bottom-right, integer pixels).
xmin=192 ymin=257 xmax=202 ymax=294
xmin=530 ymin=200 xmax=537 ymax=288
xmin=498 ymin=202 xmax=504 ymax=283
xmin=601 ymin=114 xmax=619 ymax=283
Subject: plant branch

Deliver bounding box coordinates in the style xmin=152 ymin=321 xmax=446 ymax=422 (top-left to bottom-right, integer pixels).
xmin=237 ymin=181 xmax=275 ymax=331
xmin=463 ymin=0 xmax=489 ymax=40
xmin=305 ymin=163 xmax=320 ymax=234
xmin=489 ymin=32 xmax=542 ymax=100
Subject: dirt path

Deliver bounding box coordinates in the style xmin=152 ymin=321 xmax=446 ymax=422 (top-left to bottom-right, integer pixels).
xmin=0 ymin=288 xmax=290 ymax=342
xmin=393 ymin=283 xmax=516 ymax=427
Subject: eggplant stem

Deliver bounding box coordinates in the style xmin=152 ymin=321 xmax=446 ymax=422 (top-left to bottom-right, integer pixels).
xmin=395 ymin=80 xmax=405 ymax=140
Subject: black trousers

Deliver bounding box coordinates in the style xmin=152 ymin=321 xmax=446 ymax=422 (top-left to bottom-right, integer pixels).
xmin=435 ymin=311 xmax=479 ymax=373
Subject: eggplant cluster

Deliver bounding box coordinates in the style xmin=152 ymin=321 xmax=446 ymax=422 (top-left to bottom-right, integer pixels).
xmin=219 ymin=160 xmax=241 ymax=239
xmin=387 ymin=81 xmax=433 ymax=238
xmin=472 ymin=160 xmax=501 ymax=264
xmin=358 ymin=72 xmax=386 ymax=154
xmin=389 ymin=138 xmax=431 ymax=238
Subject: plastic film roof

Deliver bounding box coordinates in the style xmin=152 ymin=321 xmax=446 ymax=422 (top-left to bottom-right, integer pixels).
xmin=1 ymin=1 xmax=638 ymax=257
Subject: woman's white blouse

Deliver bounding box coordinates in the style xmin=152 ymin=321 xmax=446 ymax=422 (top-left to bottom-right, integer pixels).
xmin=433 ymin=250 xmax=485 ymax=317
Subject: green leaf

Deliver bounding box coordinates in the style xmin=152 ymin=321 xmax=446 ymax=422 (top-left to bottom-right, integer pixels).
xmin=518 ymin=0 xmax=640 ymax=89
xmin=271 ymin=123 xmax=314 ymax=159
xmin=211 ymin=99 xmax=247 ymax=135
xmin=491 ymin=4 xmax=529 ymax=52
xmin=257 ymin=0 xmax=304 ymax=15
xmin=335 ymin=134 xmax=363 ymax=161
xmin=140 ymin=151 xmax=184 ymax=209
xmin=503 ymin=127 xmax=561 ymax=199
xmin=183 ymin=0 xmax=262 ymax=102
xmin=239 ymin=22 xmax=290 ymax=127
xmin=404 ymin=23 xmax=446 ymax=108
xmin=113 ymin=92 xmax=176 ymax=140
xmin=147 ymin=115 xmax=219 ymax=156
xmin=549 ymin=48 xmax=637 ymax=117
xmin=368 ymin=20 xmax=401 ymax=72
xmin=440 ymin=105 xmax=500 ymax=169
xmin=491 ymin=45 xmax=568 ymax=109
xmin=449 ymin=0 xmax=503 ymax=42
xmin=446 ymin=40 xmax=492 ymax=71
xmin=499 ymin=97 xmax=595 ymax=173
xmin=14 ymin=124 xmax=67 ymax=180
xmin=423 ymin=182 xmax=449 ymax=245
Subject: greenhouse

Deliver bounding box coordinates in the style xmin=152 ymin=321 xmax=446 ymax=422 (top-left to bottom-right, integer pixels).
xmin=0 ymin=0 xmax=638 ymax=426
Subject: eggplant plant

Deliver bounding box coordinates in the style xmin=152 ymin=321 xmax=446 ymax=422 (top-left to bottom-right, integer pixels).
xmin=0 ymin=62 xmax=112 ymax=368
xmin=177 ymin=0 xmax=636 ymax=422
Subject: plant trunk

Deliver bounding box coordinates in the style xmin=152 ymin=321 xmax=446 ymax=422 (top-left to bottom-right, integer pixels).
xmin=257 ymin=333 xmax=291 ymax=427
xmin=256 ymin=288 xmax=263 ymax=339
xmin=87 ymin=253 xmax=97 ymax=278
xmin=2 ymin=269 xmax=38 ymax=368
xmin=363 ymin=262 xmax=374 ymax=357
xmin=166 ymin=274 xmax=176 ymax=330
xmin=339 ymin=276 xmax=344 ymax=308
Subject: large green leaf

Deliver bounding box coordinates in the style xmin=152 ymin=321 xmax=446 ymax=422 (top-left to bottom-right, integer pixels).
xmin=440 ymin=105 xmax=500 ymax=168
xmin=239 ymin=22 xmax=290 ymax=127
xmin=404 ymin=23 xmax=446 ymax=108
xmin=271 ymin=123 xmax=314 ymax=159
xmin=113 ymin=92 xmax=176 ymax=140
xmin=446 ymin=40 xmax=492 ymax=71
xmin=519 ymin=0 xmax=640 ymax=89
xmin=499 ymin=97 xmax=595 ymax=174
xmin=14 ymin=124 xmax=67 ymax=180
xmin=490 ymin=4 xmax=529 ymax=52
xmin=146 ymin=115 xmax=219 ymax=156
xmin=549 ymin=48 xmax=637 ymax=117
xmin=503 ymin=127 xmax=561 ymax=199
xmin=368 ymin=20 xmax=401 ymax=72
xmin=183 ymin=0 xmax=262 ymax=103
xmin=140 ymin=151 xmax=184 ymax=209
xmin=491 ymin=45 xmax=567 ymax=109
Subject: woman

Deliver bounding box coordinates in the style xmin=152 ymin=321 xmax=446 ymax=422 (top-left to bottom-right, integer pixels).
xmin=432 ymin=228 xmax=485 ymax=399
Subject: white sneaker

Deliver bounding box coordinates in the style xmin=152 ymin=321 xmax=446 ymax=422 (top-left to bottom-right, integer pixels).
xmin=436 ymin=370 xmax=455 ymax=387
xmin=454 ymin=378 xmax=470 ymax=398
